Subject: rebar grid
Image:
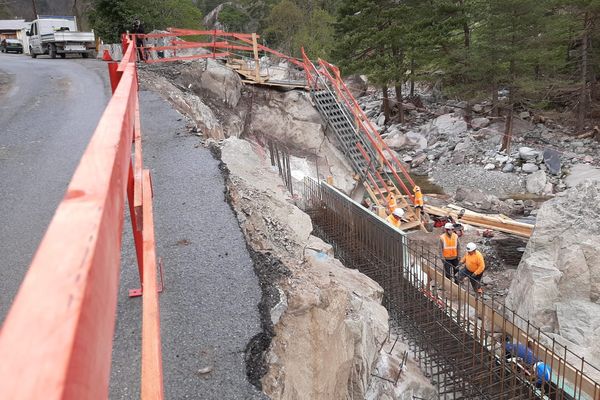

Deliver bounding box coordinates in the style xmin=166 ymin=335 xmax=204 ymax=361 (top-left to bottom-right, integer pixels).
xmin=303 ymin=178 xmax=599 ymax=400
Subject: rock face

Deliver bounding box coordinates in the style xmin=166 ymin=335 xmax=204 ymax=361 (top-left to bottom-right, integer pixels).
xmin=220 ymin=138 xmax=401 ymax=400
xmin=505 ymin=181 xmax=600 ymax=366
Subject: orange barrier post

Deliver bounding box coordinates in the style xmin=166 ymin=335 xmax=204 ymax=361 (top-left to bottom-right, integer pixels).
xmin=140 ymin=170 xmax=164 ymax=399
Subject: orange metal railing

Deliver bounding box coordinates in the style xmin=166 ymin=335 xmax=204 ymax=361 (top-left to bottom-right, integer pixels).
xmin=301 ymin=50 xmax=418 ymax=206
xmin=0 ymin=37 xmax=164 ymax=399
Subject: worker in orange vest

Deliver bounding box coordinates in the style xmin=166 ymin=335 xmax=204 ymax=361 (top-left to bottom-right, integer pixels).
xmin=386 ymin=208 xmax=404 ymax=229
xmin=440 ymin=222 xmax=460 ymax=280
xmin=457 ymin=242 xmax=485 ymax=294
xmin=413 ymin=186 xmax=424 ymax=218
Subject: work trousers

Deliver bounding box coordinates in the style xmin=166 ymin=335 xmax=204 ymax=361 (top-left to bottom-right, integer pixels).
xmin=443 ymin=258 xmax=459 ymax=281
xmin=457 ymin=268 xmax=483 ymax=291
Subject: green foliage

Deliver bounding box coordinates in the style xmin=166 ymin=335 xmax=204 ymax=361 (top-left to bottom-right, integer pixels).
xmin=291 ymin=8 xmax=335 ymax=58
xmin=219 ymin=4 xmax=250 ymax=32
xmin=264 ymin=0 xmax=304 ymax=54
xmin=0 ymin=3 xmax=10 ymax=19
xmin=89 ymin=0 xmax=203 ymax=42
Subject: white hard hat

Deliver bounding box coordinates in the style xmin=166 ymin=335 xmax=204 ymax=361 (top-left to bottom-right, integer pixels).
xmin=393 ymin=208 xmax=405 ymax=218
xmin=466 ymin=242 xmax=477 ymax=252
xmin=444 ymin=222 xmax=454 ymax=230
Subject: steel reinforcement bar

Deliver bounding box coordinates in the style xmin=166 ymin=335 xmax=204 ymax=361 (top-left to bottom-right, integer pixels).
xmin=0 ymin=38 xmax=164 ymax=399
xmin=302 ymin=177 xmax=600 ymax=400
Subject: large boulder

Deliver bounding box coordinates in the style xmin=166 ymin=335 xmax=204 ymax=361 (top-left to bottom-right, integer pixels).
xmin=249 ymin=90 xmax=324 ymax=154
xmin=543 ymin=149 xmax=562 ymax=175
xmin=422 ymin=113 xmax=467 ymax=138
xmin=179 ymin=59 xmax=243 ymax=108
xmin=505 ymin=181 xmax=600 ymax=365
xmin=565 ymin=164 xmax=600 ymax=187
xmin=344 ymin=74 xmax=368 ymax=98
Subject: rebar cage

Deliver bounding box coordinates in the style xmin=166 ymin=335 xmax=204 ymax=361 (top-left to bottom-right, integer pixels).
xmin=303 ymin=177 xmax=600 ymax=400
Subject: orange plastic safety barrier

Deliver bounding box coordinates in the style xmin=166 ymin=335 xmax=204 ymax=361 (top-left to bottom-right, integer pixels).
xmin=0 ymin=37 xmax=164 ymax=399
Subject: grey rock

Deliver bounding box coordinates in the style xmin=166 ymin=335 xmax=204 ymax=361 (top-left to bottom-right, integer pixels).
xmin=522 ymin=163 xmax=539 ymax=173
xmin=526 ymin=170 xmax=547 ymax=194
xmin=411 ymin=153 xmax=428 ymax=167
xmin=377 ymin=114 xmax=386 ymax=126
xmin=481 ymin=276 xmax=494 ymax=285
xmin=543 ymin=149 xmax=561 ymax=175
xmin=473 ymin=104 xmax=484 ymax=113
xmin=471 ymin=117 xmax=490 ymax=129
xmin=451 ymin=151 xmax=466 ymax=165
xmin=518 ymin=111 xmax=530 ymax=119
xmin=343 ymin=74 xmax=368 ymax=98
xmin=484 ymin=163 xmax=496 ymax=170
xmin=519 ymin=146 xmax=539 ymax=161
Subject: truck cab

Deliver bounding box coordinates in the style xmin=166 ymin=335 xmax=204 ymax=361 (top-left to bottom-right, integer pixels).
xmin=27 ymin=16 xmax=96 ymax=59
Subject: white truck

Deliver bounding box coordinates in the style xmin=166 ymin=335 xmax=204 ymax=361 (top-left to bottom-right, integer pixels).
xmin=27 ymin=16 xmax=96 ymax=59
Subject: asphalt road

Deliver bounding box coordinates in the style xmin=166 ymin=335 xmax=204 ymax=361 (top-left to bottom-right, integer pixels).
xmin=0 ymin=53 xmax=110 ymax=320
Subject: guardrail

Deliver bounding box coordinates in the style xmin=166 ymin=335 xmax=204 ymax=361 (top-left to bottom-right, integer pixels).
xmin=0 ymin=37 xmax=164 ymax=399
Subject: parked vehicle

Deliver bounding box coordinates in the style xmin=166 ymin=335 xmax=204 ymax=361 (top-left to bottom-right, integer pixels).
xmin=0 ymin=39 xmax=23 ymax=54
xmin=27 ymin=16 xmax=95 ymax=59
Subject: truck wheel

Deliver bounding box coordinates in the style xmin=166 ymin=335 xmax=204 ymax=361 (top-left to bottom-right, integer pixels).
xmin=60 ymin=53 xmax=66 ymax=59
xmin=30 ymin=48 xmax=36 ymax=58
xmin=49 ymin=44 xmax=56 ymax=59
xmin=81 ymin=52 xmax=89 ymax=59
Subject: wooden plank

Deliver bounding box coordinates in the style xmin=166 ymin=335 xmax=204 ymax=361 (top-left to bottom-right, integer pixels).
xmin=252 ymin=33 xmax=260 ymax=82
xmin=424 ymin=204 xmax=533 ymax=238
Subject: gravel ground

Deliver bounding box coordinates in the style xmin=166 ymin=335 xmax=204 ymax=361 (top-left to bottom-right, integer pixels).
xmin=110 ymin=90 xmax=266 ymax=399
xmin=430 ymin=164 xmax=524 ymax=198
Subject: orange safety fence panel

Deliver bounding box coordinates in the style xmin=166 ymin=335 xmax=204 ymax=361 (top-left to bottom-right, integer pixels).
xmin=0 ymin=37 xmax=164 ymax=400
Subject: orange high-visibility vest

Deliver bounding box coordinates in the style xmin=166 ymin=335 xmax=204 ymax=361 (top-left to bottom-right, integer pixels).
xmin=414 ymin=191 xmax=424 ymax=207
xmin=461 ymin=250 xmax=485 ymax=275
xmin=440 ymin=233 xmax=458 ymax=259
xmin=386 ymin=214 xmax=401 ymax=228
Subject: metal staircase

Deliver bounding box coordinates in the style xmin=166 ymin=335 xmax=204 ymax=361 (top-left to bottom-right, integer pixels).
xmin=302 ymin=51 xmax=423 ymax=230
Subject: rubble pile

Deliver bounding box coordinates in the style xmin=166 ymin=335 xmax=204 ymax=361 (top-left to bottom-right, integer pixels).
xmin=356 ymin=87 xmax=600 ymax=206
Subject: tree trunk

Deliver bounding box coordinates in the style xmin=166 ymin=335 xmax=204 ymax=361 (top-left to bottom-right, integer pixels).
xmin=577 ymin=12 xmax=591 ymax=132
xmin=382 ymin=86 xmax=391 ymax=124
xmin=502 ymin=106 xmax=514 ymax=152
xmin=491 ymin=83 xmax=499 ymax=118
xmin=410 ymin=57 xmax=415 ymax=96
xmin=394 ymin=84 xmax=404 ymax=123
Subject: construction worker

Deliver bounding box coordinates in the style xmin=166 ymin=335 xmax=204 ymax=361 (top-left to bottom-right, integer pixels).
xmin=440 ymin=222 xmax=460 ymax=280
xmin=386 ymin=208 xmax=404 ymax=229
xmin=457 ymin=242 xmax=485 ymax=294
xmin=131 ymin=18 xmax=146 ymax=60
xmin=387 ymin=194 xmax=397 ymax=212
xmin=413 ymin=186 xmax=424 ymax=218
